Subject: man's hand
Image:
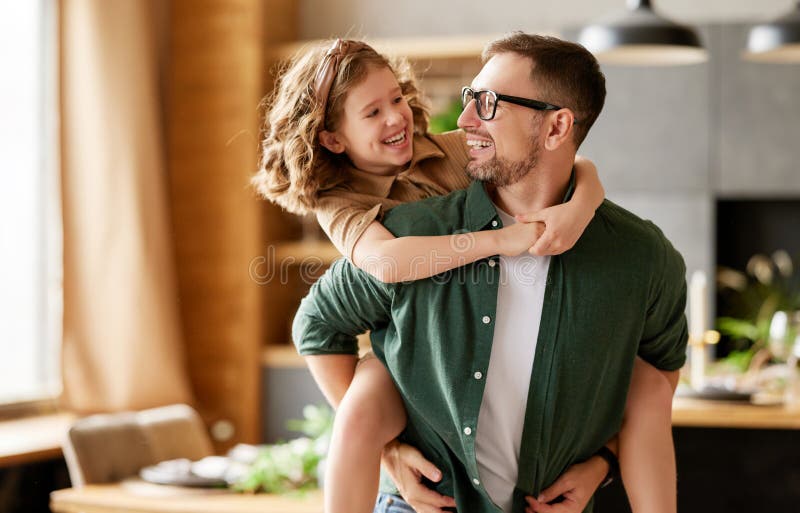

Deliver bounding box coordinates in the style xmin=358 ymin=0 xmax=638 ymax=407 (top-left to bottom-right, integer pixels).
xmin=381 ymin=439 xmax=457 ymax=513
xmin=524 ymin=455 xmax=608 ymax=513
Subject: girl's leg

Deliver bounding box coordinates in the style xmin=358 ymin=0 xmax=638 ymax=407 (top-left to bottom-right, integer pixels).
xmin=619 ymin=357 xmax=677 ymax=513
xmin=325 ymin=356 xmax=407 ymax=513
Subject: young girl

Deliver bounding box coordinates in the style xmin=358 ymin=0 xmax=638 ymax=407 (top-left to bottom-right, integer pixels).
xmin=254 ymin=39 xmax=674 ymax=513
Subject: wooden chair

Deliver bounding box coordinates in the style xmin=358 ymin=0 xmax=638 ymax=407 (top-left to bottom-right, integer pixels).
xmin=62 ymin=404 xmax=213 ymax=486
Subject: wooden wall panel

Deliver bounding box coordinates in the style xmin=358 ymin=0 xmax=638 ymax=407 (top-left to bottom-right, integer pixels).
xmin=256 ymin=1 xmax=304 ymax=353
xmin=166 ymin=0 xmax=296 ymax=451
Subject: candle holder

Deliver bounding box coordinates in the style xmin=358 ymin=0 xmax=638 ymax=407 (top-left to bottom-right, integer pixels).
xmin=689 ymin=329 xmax=721 ymax=390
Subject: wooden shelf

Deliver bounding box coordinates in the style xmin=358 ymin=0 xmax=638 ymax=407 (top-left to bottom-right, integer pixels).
xmin=672 ymin=397 xmax=800 ymax=430
xmin=273 ymin=240 xmax=342 ymax=266
xmin=0 ymin=412 xmax=75 ymax=468
xmin=271 ymin=35 xmax=502 ymax=62
xmin=263 ymin=335 xmax=372 ymax=370
xmin=263 ymin=345 xmax=307 ymax=369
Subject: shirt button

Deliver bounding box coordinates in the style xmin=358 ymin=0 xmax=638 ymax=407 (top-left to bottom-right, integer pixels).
xmin=474 ymin=371 xmax=483 ymax=380
xmin=464 ymin=427 xmax=472 ymax=436
xmin=482 ymin=316 xmax=491 ymax=324
xmin=491 ymin=220 xmax=499 ymax=227
xmin=473 ymin=478 xmax=481 ymax=486
xmin=488 ymin=259 xmax=496 ymax=267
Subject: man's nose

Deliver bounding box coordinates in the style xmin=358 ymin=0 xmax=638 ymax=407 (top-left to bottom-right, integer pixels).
xmin=457 ymin=100 xmax=479 ymax=129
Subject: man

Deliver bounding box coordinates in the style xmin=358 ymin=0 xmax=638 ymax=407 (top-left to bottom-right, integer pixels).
xmin=294 ymin=33 xmax=688 ymax=513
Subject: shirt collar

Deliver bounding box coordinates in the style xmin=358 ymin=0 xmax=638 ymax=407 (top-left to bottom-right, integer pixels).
xmin=464 ymin=169 xmax=577 ymax=230
xmin=339 ymin=134 xmax=447 ymax=198
xmin=464 ymin=180 xmax=501 ymax=231
xmin=561 ymin=168 xmax=577 ymax=203
xmin=407 ymin=133 xmax=446 ymax=169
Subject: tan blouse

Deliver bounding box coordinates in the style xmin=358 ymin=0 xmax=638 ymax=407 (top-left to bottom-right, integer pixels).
xmin=315 ymin=130 xmax=471 ymax=260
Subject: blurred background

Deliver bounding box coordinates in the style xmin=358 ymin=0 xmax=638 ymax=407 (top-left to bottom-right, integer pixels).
xmin=2 ymin=0 xmax=800 ymax=512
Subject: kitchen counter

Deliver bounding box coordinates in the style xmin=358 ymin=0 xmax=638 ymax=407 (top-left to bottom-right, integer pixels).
xmin=672 ymin=396 xmax=800 ymax=429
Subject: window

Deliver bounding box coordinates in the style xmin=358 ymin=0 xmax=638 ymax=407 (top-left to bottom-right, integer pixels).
xmin=0 ymin=0 xmax=61 ymax=405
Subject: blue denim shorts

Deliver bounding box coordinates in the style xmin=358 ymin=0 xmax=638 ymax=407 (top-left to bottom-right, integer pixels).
xmin=374 ymin=493 xmax=416 ymax=513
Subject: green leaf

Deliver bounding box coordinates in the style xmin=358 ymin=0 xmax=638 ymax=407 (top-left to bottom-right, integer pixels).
xmin=716 ymin=317 xmax=760 ymax=342
xmin=231 ymin=404 xmax=333 ymax=494
xmin=720 ymin=349 xmax=756 ymax=373
xmin=429 ymin=100 xmax=463 ymax=134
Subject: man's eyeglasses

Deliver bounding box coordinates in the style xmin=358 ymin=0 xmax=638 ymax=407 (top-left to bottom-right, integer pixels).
xmin=461 ymin=86 xmax=577 ymax=123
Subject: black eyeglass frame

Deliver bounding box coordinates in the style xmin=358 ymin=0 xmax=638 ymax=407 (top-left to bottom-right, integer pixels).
xmin=461 ymin=86 xmax=579 ymax=124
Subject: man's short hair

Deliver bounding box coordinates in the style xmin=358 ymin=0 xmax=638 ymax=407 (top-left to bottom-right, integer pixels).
xmin=483 ymin=32 xmax=606 ymax=148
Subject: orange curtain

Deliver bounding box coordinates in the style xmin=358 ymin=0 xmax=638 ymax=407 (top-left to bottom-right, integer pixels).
xmin=60 ymin=0 xmax=193 ymax=412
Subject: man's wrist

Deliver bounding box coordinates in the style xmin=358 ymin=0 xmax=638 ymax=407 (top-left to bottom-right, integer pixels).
xmin=593 ymin=445 xmax=620 ymax=488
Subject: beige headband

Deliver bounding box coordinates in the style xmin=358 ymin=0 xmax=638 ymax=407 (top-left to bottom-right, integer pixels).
xmin=312 ymin=39 xmax=370 ymax=119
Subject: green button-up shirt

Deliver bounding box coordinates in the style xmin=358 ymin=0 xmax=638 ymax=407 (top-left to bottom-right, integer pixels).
xmin=293 ymin=179 xmax=688 ymax=513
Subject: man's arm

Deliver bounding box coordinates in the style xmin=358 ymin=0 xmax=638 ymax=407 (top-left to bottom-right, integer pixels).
xmin=637 ymin=230 xmax=689 ymax=371
xmin=618 ymin=361 xmax=680 ymax=513
xmin=292 ymin=258 xmax=392 ymax=408
xmin=619 ymin=233 xmax=688 ymax=513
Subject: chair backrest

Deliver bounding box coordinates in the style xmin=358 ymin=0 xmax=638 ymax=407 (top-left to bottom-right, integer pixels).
xmin=63 ymin=404 xmax=214 ymax=486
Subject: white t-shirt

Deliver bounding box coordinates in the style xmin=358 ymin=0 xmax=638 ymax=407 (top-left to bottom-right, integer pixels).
xmin=475 ymin=206 xmax=551 ymax=512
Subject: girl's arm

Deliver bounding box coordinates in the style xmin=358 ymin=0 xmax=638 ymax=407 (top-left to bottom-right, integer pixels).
xmin=351 ymin=219 xmax=544 ymax=283
xmin=350 ymin=156 xmax=601 ymax=283
xmin=516 ymin=155 xmax=605 ymax=256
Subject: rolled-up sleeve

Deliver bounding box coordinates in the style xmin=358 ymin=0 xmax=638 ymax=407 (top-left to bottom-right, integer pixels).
xmin=315 ymin=195 xmax=383 ymax=261
xmin=292 ymin=258 xmax=394 ymax=356
xmin=637 ymin=230 xmax=689 ymax=371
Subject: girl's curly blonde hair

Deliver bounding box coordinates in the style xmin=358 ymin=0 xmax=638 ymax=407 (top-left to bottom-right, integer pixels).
xmin=253 ymin=40 xmax=430 ymax=215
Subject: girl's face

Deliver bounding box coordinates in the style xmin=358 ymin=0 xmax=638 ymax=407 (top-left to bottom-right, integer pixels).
xmin=319 ymin=66 xmax=414 ymax=175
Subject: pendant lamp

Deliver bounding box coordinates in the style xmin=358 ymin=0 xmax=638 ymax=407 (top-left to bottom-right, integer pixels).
xmin=744 ymin=2 xmax=800 ymax=63
xmin=577 ymin=0 xmax=707 ymax=66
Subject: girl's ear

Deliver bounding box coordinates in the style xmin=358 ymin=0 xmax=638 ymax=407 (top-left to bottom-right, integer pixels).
xmin=319 ymin=130 xmax=345 ymax=154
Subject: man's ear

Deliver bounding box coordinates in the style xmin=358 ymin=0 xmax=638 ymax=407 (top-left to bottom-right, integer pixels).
xmin=543 ymin=110 xmax=575 ymax=151
xmin=319 ymin=130 xmax=346 ymax=154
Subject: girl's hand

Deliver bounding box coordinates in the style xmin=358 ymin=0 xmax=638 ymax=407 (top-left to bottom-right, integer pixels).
xmin=381 ymin=439 xmax=457 ymax=513
xmin=496 ymin=221 xmax=545 ymax=257
xmin=516 ymin=200 xmax=595 ymax=256
xmin=524 ymin=455 xmax=608 ymax=513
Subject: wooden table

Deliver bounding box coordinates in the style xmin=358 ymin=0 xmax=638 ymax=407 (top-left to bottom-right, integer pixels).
xmin=671 ymin=396 xmax=800 ymax=429
xmin=48 ymin=401 xmax=800 ymax=513
xmin=50 ymin=479 xmax=323 ymax=513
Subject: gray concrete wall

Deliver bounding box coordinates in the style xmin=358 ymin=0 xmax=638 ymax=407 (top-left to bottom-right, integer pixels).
xmin=299 ymin=0 xmax=792 ymax=39
xmin=262 ymin=366 xmax=327 ymax=443
xmin=715 ymin=24 xmax=800 ymax=196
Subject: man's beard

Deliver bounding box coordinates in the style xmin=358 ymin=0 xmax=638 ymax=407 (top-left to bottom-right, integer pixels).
xmin=466 ymin=138 xmax=541 ymax=187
